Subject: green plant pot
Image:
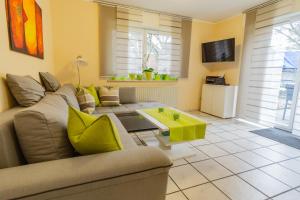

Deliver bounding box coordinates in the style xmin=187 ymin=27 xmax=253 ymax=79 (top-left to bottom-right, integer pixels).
xmin=160 ymin=74 xmax=168 ymax=80
xmin=173 ymin=113 xmax=180 ymax=121
xmin=158 ymin=107 xmax=164 ymax=113
xmin=154 ymin=74 xmax=161 ymax=81
xmin=144 ymin=72 xmax=153 ymax=80
xmin=136 ymin=74 xmax=143 ymax=80
xmin=129 ymin=73 xmax=136 ymax=80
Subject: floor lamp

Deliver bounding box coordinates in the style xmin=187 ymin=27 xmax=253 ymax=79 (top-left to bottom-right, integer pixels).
xmin=75 ymin=56 xmax=88 ymax=87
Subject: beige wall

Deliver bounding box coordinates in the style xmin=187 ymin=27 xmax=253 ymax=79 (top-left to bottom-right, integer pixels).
xmin=51 ymin=0 xmax=101 ymax=86
xmin=0 ymin=0 xmax=245 ymax=112
xmin=50 ymin=0 xmax=245 ymax=111
xmin=205 ymin=15 xmax=246 ymax=85
xmin=0 ymin=0 xmax=54 ymax=112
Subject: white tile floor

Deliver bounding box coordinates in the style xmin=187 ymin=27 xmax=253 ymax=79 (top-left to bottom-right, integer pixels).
xmin=131 ymin=112 xmax=300 ymax=200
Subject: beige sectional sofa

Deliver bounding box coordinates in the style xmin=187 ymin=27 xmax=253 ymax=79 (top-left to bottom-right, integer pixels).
xmin=0 ymin=84 xmax=172 ymax=200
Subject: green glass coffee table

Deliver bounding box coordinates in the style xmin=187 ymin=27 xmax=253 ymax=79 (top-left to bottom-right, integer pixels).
xmin=136 ymin=107 xmax=207 ymax=160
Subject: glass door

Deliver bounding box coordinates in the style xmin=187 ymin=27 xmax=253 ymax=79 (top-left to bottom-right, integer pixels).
xmin=274 ymin=16 xmax=300 ymax=132
xmin=275 ymin=54 xmax=300 ymax=131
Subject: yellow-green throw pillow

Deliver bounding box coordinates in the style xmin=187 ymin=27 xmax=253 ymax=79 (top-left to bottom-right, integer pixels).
xmin=86 ymin=85 xmax=100 ymax=106
xmin=67 ymin=106 xmax=123 ymax=155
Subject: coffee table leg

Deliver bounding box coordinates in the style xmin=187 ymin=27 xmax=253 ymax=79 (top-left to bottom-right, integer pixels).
xmin=158 ymin=142 xmax=195 ymax=161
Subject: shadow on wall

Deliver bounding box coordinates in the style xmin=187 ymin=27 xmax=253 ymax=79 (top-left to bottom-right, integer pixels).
xmin=55 ymin=61 xmax=78 ymax=85
xmin=0 ymin=76 xmax=17 ymax=111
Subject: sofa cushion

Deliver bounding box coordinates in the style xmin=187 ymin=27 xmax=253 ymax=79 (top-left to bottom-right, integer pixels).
xmin=55 ymin=84 xmax=80 ymax=110
xmin=6 ymin=74 xmax=45 ymax=107
xmin=76 ymin=88 xmax=95 ymax=114
xmin=86 ymin=85 xmax=100 ymax=106
xmin=99 ymin=86 xmax=120 ymax=106
xmin=119 ymin=87 xmax=137 ymax=104
xmin=0 ymin=107 xmax=26 ymax=169
xmin=39 ymin=72 xmax=61 ymax=92
xmin=68 ymin=107 xmax=123 ymax=155
xmin=14 ymin=95 xmax=74 ymax=164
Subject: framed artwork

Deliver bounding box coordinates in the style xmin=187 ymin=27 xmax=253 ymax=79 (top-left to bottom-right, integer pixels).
xmin=6 ymin=0 xmax=44 ymax=59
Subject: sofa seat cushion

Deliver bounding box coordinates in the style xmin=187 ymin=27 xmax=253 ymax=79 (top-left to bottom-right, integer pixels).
xmin=94 ymin=102 xmax=166 ymax=115
xmin=137 ymin=102 xmax=166 ymax=109
xmin=14 ymin=95 xmax=74 ymax=164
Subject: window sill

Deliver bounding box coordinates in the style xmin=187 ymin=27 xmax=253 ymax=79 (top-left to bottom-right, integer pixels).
xmin=107 ymin=80 xmax=178 ymax=83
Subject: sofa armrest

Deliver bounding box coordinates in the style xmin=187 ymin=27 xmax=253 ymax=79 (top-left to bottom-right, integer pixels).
xmin=0 ymin=147 xmax=172 ymax=199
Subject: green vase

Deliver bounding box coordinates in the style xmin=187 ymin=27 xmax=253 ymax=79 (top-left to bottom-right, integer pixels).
xmin=129 ymin=73 xmax=136 ymax=80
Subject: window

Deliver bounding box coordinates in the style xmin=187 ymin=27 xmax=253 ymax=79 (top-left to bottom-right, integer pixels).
xmin=113 ymin=7 xmax=188 ymax=78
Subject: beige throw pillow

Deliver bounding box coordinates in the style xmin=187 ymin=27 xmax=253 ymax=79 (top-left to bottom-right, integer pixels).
xmin=76 ymin=88 xmax=96 ymax=114
xmin=99 ymin=86 xmax=120 ymax=107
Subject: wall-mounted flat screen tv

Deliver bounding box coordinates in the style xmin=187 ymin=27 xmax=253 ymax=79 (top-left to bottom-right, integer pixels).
xmin=202 ymin=38 xmax=235 ymax=63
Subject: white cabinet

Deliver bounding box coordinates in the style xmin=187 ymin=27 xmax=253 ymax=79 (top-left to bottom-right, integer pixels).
xmin=201 ymin=84 xmax=238 ymax=118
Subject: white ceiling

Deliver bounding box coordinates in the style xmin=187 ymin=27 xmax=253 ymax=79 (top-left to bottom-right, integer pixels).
xmin=99 ymin=0 xmax=269 ymax=22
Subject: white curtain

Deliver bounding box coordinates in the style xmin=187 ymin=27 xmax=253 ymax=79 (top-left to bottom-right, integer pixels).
xmin=115 ymin=7 xmax=144 ymax=76
xmin=238 ymin=0 xmax=300 ymax=127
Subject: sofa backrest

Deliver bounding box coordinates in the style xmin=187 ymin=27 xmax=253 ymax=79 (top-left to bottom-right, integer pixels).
xmin=14 ymin=94 xmax=74 ymax=164
xmin=0 ymin=84 xmax=78 ymax=168
xmin=0 ymin=107 xmax=26 ymax=169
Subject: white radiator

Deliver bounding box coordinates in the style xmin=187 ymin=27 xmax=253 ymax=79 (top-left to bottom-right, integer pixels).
xmin=136 ymin=87 xmax=178 ymax=107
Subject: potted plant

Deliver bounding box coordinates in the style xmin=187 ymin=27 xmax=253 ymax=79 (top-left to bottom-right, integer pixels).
xmin=143 ymin=67 xmax=154 ymax=80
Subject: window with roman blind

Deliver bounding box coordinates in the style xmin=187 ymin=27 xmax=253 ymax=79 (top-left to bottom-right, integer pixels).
xmin=238 ymin=0 xmax=300 ymax=130
xmin=114 ymin=6 xmax=189 ymax=78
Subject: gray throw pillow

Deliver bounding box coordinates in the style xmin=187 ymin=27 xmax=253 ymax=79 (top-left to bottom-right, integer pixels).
xmin=39 ymin=72 xmax=61 ymax=92
xmin=55 ymin=84 xmax=80 ymax=110
xmin=6 ymin=74 xmax=45 ymax=107
xmin=119 ymin=87 xmax=137 ymax=104
xmin=14 ymin=94 xmax=74 ymax=164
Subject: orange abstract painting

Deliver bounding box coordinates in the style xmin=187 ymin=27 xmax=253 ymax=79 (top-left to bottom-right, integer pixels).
xmin=6 ymin=0 xmax=44 ymax=59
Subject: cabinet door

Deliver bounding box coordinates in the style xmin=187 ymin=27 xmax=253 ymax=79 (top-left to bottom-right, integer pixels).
xmin=212 ymin=86 xmax=225 ymax=117
xmin=201 ymin=85 xmax=213 ymax=113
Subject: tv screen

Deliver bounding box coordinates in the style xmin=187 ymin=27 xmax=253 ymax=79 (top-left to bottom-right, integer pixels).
xmin=202 ymin=38 xmax=235 ymax=63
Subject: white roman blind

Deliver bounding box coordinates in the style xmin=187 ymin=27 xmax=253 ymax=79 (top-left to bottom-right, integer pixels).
xmin=239 ymin=0 xmax=299 ymax=126
xmin=157 ymin=14 xmax=182 ymax=76
xmin=115 ymin=7 xmax=144 ymax=76
xmin=114 ymin=7 xmax=183 ymax=77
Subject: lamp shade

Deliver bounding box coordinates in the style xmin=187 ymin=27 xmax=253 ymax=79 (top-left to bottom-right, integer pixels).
xmin=75 ymin=56 xmax=88 ymax=67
